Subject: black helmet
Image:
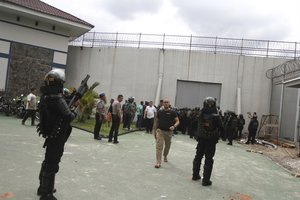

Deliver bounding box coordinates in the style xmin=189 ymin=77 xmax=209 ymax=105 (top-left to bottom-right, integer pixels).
xmin=44 ymin=69 xmax=65 ymax=88
xmin=128 ymin=96 xmax=134 ymax=102
xmin=63 ymin=88 xmax=70 ymax=96
xmin=203 ymin=97 xmax=216 ymax=109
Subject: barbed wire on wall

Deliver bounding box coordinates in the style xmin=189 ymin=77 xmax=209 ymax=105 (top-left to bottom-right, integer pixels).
xmin=69 ymin=32 xmax=300 ymax=59
xmin=266 ymin=59 xmax=300 ymax=84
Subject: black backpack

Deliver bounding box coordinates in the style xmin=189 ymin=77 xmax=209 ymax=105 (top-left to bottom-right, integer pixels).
xmin=196 ymin=113 xmax=219 ymax=140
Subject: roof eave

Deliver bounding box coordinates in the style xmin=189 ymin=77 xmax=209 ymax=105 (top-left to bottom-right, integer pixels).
xmin=0 ymin=2 xmax=94 ymax=37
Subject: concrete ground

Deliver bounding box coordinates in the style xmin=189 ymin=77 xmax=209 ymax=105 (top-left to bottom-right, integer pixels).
xmin=1 ymin=115 xmax=300 ymax=200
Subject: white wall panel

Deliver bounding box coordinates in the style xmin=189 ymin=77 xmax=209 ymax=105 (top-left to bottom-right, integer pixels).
xmin=0 ymin=40 xmax=10 ymax=54
xmin=0 ymin=21 xmax=68 ymax=52
xmin=53 ymin=51 xmax=67 ymax=64
xmin=0 ymin=58 xmax=8 ymax=90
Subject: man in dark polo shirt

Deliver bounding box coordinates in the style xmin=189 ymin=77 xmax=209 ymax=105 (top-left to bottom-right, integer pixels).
xmin=154 ymin=99 xmax=180 ymax=168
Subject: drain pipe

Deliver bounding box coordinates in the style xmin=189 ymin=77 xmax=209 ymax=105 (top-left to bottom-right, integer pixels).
xmin=278 ymin=83 xmax=285 ymax=139
xmin=236 ymin=87 xmax=241 ymax=114
xmin=155 ymin=49 xmax=164 ymax=106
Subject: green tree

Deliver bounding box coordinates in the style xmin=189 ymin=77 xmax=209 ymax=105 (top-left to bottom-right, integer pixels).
xmin=77 ymin=82 xmax=99 ymax=122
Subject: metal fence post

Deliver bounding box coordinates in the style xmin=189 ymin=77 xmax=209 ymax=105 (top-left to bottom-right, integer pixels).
xmin=266 ymin=40 xmax=269 ymax=57
xmin=294 ymin=42 xmax=297 ymax=60
xmin=138 ymin=33 xmax=141 ymax=48
xmin=189 ymin=34 xmax=193 ymax=51
xmin=240 ymin=38 xmax=243 ymax=55
xmin=92 ymin=32 xmax=96 ymax=48
xmin=115 ymin=32 xmax=118 ymax=48
xmin=162 ymin=33 xmax=165 ymax=49
xmin=214 ymin=36 xmax=218 ymax=54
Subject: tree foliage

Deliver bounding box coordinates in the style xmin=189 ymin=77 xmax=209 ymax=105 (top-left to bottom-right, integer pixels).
xmin=77 ymin=82 xmax=100 ymax=122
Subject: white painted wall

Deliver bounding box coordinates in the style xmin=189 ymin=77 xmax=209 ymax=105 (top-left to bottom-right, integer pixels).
xmin=0 ymin=58 xmax=8 ymax=90
xmin=0 ymin=40 xmax=10 ymax=53
xmin=53 ymin=51 xmax=67 ymax=65
xmin=0 ymin=21 xmax=68 ymax=52
xmin=66 ymin=46 xmax=287 ymax=120
xmin=0 ymin=40 xmax=10 ymax=91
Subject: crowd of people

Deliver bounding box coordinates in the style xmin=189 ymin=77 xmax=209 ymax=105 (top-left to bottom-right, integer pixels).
xmin=92 ymin=94 xmax=259 ymax=147
xmin=25 ymin=68 xmax=259 ymax=199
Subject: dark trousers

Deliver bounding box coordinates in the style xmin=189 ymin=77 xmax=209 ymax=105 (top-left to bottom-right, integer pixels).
xmin=188 ymin=123 xmax=197 ymax=139
xmin=22 ymin=109 xmax=36 ymax=125
xmin=237 ymin=127 xmax=243 ymax=139
xmin=136 ymin=115 xmax=143 ymax=129
xmin=193 ymin=139 xmax=216 ymax=182
xmin=247 ymin=130 xmax=257 ymax=144
xmin=227 ymin=128 xmax=235 ymax=144
xmin=146 ymin=117 xmax=154 ymax=132
xmin=93 ymin=113 xmax=103 ymax=139
xmin=42 ymin=126 xmax=71 ymax=173
xmin=123 ymin=113 xmax=132 ymax=130
xmin=122 ymin=113 xmax=126 ymax=127
xmin=38 ymin=127 xmax=71 ymax=197
xmin=219 ymin=127 xmax=226 ymax=141
xmin=109 ymin=115 xmax=120 ymax=142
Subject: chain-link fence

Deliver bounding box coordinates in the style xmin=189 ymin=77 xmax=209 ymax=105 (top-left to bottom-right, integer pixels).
xmin=69 ymin=32 xmax=300 ymax=59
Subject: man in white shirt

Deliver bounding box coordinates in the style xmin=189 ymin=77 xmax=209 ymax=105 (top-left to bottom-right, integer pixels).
xmin=144 ymin=101 xmax=157 ymax=133
xmin=22 ymin=88 xmax=37 ymax=126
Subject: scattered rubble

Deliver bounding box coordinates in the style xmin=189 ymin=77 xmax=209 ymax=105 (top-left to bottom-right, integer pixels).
xmin=239 ymin=139 xmax=300 ymax=176
xmin=223 ymin=192 xmax=252 ymax=200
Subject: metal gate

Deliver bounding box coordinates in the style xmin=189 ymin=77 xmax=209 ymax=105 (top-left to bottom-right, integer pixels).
xmin=175 ymin=80 xmax=221 ymax=108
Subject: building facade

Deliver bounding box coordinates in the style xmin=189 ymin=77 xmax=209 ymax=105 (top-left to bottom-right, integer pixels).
xmin=0 ymin=0 xmax=93 ymax=96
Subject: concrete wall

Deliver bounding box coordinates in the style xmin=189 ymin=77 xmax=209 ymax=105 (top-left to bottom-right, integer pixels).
xmin=66 ymin=46 xmax=287 ymax=120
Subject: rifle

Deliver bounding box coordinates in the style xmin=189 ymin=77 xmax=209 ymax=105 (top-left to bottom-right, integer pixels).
xmin=68 ymin=74 xmax=90 ymax=109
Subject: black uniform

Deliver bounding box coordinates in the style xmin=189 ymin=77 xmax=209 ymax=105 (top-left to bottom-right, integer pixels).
xmin=246 ymin=117 xmax=259 ymax=144
xmin=37 ymin=70 xmax=76 ymax=200
xmin=225 ymin=112 xmax=238 ymax=145
xmin=188 ymin=108 xmax=200 ymax=139
xmin=237 ymin=114 xmax=245 ymax=139
xmin=192 ymin=97 xmax=222 ymax=186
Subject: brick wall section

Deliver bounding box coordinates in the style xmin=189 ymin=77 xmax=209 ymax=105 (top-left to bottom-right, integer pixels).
xmin=7 ymin=43 xmax=53 ymax=97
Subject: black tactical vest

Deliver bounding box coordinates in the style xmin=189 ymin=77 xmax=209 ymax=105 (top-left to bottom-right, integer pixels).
xmin=196 ymin=112 xmax=220 ymax=140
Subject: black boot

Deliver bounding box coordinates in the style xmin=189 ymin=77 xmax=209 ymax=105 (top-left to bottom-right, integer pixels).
xmin=37 ymin=163 xmax=56 ymax=196
xmin=192 ymin=160 xmax=201 ymax=181
xmin=202 ymin=165 xmax=213 ymax=186
xmin=39 ymin=172 xmax=57 ymax=200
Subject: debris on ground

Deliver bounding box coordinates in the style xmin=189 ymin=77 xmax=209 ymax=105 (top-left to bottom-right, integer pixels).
xmin=0 ymin=192 xmax=14 ymax=199
xmin=239 ymin=138 xmax=300 ymax=176
xmin=223 ymin=192 xmax=252 ymax=200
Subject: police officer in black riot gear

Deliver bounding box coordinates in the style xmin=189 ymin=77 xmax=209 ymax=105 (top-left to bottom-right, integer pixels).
xmin=225 ymin=111 xmax=238 ymax=145
xmin=36 ymin=69 xmax=77 ymax=200
xmin=192 ymin=97 xmax=222 ymax=186
xmin=188 ymin=107 xmax=200 ymax=139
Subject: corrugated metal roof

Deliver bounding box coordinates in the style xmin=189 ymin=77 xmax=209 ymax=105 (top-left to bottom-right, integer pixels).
xmin=2 ymin=0 xmax=94 ymax=28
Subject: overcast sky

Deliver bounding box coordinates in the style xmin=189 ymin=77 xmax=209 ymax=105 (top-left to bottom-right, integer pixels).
xmin=43 ymin=0 xmax=300 ymax=42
